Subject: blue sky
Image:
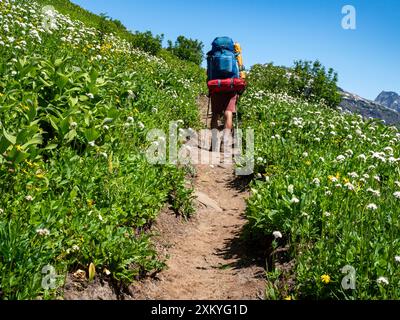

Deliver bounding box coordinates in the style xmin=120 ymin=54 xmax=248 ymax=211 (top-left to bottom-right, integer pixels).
xmin=71 ymin=0 xmax=400 ymax=100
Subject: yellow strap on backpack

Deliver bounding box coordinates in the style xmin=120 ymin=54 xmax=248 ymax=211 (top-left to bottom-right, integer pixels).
xmin=234 ymin=42 xmax=246 ymax=79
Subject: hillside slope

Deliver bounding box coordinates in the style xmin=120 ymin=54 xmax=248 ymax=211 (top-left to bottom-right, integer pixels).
xmin=241 ymin=64 xmax=400 ymax=300
xmin=0 ymin=0 xmax=205 ymax=299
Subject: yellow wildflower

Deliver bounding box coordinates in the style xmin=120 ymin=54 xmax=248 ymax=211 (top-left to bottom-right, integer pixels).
xmin=284 ymin=296 xmax=292 ymax=300
xmin=87 ymin=199 xmax=94 ymax=208
xmin=321 ymin=274 xmax=331 ymax=284
xmin=15 ymin=145 xmax=23 ymax=152
xmin=25 ymin=160 xmax=34 ymax=167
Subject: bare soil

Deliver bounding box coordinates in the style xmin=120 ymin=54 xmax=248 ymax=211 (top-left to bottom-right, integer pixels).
xmin=63 ymin=96 xmax=266 ymax=300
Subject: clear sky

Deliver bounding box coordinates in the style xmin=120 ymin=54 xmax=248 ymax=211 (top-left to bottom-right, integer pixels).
xmin=71 ymin=0 xmax=399 ymax=100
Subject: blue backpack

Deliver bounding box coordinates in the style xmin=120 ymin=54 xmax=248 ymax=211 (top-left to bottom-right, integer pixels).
xmin=207 ymin=37 xmax=239 ymax=81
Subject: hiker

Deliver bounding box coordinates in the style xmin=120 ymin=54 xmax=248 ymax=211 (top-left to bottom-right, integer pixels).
xmin=206 ymin=37 xmax=246 ymax=150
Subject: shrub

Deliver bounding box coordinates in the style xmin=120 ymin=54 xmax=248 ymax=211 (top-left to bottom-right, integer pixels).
xmin=167 ymin=36 xmax=204 ymax=66
xmin=247 ymin=60 xmax=341 ymax=108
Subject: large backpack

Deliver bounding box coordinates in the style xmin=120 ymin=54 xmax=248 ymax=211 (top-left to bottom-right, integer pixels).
xmin=207 ymin=37 xmax=240 ymax=81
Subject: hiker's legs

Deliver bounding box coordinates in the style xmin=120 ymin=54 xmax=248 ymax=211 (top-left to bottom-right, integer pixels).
xmin=224 ymin=110 xmax=233 ymax=130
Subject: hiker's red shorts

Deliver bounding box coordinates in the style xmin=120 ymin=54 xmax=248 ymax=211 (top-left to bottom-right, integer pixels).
xmin=211 ymin=92 xmax=237 ymax=115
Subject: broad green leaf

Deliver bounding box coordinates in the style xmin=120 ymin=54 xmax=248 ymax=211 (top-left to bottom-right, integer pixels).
xmin=0 ymin=136 xmax=11 ymax=154
xmin=54 ymin=58 xmax=64 ymax=68
xmin=84 ymin=128 xmax=100 ymax=142
xmin=8 ymin=148 xmax=28 ymax=164
xmin=22 ymin=135 xmax=43 ymax=149
xmin=44 ymin=144 xmax=58 ymax=150
xmin=2 ymin=128 xmax=16 ymax=145
xmin=64 ymin=129 xmax=77 ymax=142
xmin=68 ymin=96 xmax=78 ymax=107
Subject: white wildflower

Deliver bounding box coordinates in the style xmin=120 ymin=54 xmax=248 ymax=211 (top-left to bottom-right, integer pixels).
xmin=273 ymin=231 xmax=283 ymax=239
xmin=393 ymin=192 xmax=400 ymax=199
xmin=358 ymin=154 xmax=367 ymax=161
xmin=291 ymin=196 xmax=300 ymax=204
xmin=377 ymin=277 xmax=389 ymax=285
xmin=384 ymin=147 xmax=394 ymax=154
xmin=36 ymin=228 xmax=50 ymax=236
xmin=344 ymin=182 xmax=355 ymax=191
xmin=329 ymin=176 xmax=338 ymax=183
xmin=312 ymin=178 xmax=321 ymax=186
xmin=348 ymin=172 xmax=359 ymax=179
xmin=367 ymin=188 xmax=381 ymax=197
xmin=25 ymin=195 xmax=33 ymax=201
xmin=88 ymin=141 xmax=96 ymax=147
xmin=366 ymin=203 xmax=378 ymax=211
xmin=100 ymin=152 xmax=108 ymax=159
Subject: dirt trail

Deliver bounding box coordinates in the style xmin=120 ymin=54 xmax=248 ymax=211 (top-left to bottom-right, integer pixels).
xmin=64 ymin=96 xmax=266 ymax=300
xmin=130 ymin=96 xmax=266 ymax=300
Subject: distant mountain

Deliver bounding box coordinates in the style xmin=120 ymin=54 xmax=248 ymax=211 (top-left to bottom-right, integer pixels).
xmin=375 ymin=91 xmax=400 ymax=112
xmin=339 ymin=88 xmax=400 ymax=126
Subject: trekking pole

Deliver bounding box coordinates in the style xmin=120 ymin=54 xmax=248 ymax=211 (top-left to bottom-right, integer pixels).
xmin=206 ymin=95 xmax=211 ymax=129
xmin=235 ymin=94 xmax=241 ymax=134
